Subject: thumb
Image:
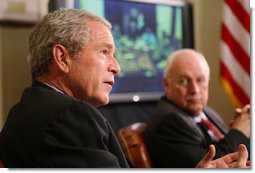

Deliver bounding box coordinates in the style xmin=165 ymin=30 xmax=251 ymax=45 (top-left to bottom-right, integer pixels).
xmin=235 ymin=144 xmax=248 ymax=168
xmin=196 ymin=145 xmax=216 ymax=168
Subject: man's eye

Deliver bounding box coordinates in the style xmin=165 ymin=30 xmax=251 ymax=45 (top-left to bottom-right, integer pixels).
xmin=178 ymin=78 xmax=188 ymax=86
xmin=197 ymin=78 xmax=207 ymax=86
xmin=101 ymin=50 xmax=108 ymax=54
xmin=197 ymin=78 xmax=204 ymax=83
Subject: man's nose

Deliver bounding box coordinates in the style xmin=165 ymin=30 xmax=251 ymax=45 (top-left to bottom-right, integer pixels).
xmin=108 ymin=57 xmax=121 ymax=75
xmin=189 ymin=81 xmax=200 ymax=93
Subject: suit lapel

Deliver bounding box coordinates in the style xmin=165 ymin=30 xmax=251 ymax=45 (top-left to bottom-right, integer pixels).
xmin=161 ymin=97 xmax=206 ymax=140
xmin=203 ymin=107 xmax=229 ymax=134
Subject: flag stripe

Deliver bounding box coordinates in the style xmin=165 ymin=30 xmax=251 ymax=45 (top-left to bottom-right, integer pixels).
xmin=221 ymin=24 xmax=250 ymax=74
xmin=239 ymin=0 xmax=250 ymax=14
xmin=220 ymin=0 xmax=250 ymax=107
xmin=220 ymin=42 xmax=250 ymax=97
xmin=221 ymin=78 xmax=242 ymax=107
xmin=222 ymin=3 xmax=250 ymax=55
xmin=220 ymin=62 xmax=250 ymax=106
xmin=225 ymin=0 xmax=250 ymax=32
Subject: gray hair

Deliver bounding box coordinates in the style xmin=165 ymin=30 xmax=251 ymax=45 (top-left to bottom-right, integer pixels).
xmin=27 ymin=8 xmax=111 ymax=80
xmin=163 ymin=48 xmax=210 ymax=79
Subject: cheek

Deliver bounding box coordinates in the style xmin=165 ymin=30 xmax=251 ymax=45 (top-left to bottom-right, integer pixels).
xmin=167 ymin=86 xmax=186 ymax=101
xmin=202 ymin=88 xmax=209 ymax=102
xmin=80 ymin=58 xmax=103 ymax=79
xmin=71 ymin=61 xmax=96 ymax=86
xmin=172 ymin=86 xmax=186 ymax=96
xmin=174 ymin=89 xmax=187 ymax=103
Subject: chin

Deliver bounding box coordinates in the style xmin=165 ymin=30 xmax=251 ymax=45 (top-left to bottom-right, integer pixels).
xmin=187 ymin=105 xmax=203 ymax=114
xmin=102 ymin=99 xmax=109 ymax=106
xmin=88 ymin=96 xmax=109 ymax=108
xmin=97 ymin=97 xmax=110 ymax=107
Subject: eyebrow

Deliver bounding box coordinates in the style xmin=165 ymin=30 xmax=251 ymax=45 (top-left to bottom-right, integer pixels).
xmin=177 ymin=74 xmax=189 ymax=78
xmin=97 ymin=43 xmax=117 ymax=52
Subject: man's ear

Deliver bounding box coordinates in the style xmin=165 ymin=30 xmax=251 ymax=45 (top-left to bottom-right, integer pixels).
xmin=163 ymin=78 xmax=169 ymax=88
xmin=163 ymin=78 xmax=170 ymax=92
xmin=52 ymin=44 xmax=71 ymax=73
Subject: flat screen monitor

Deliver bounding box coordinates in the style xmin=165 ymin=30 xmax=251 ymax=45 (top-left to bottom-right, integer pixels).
xmin=49 ymin=0 xmax=194 ymax=103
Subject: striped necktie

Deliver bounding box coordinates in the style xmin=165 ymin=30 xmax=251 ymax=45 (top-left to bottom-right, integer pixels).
xmin=200 ymin=115 xmax=224 ymax=141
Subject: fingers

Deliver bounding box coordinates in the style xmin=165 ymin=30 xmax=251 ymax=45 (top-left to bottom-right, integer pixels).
xmin=234 ymin=104 xmax=250 ymax=118
xmin=242 ymin=104 xmax=250 ymax=114
xmin=234 ymin=144 xmax=249 ymax=168
xmin=233 ymin=108 xmax=242 ymax=119
xmin=196 ymin=144 xmax=249 ymax=168
xmin=196 ymin=145 xmax=215 ymax=168
xmin=220 ymin=152 xmax=238 ymax=163
xmin=234 ymin=108 xmax=242 ymax=116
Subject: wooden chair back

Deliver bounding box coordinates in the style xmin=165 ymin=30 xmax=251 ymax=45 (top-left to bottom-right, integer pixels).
xmin=118 ymin=122 xmax=152 ymax=168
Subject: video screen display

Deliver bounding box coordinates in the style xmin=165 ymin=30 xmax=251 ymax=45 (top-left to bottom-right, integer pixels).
xmin=72 ymin=0 xmax=193 ymax=102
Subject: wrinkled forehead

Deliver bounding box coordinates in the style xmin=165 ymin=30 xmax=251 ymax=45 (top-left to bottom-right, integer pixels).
xmin=88 ymin=21 xmax=115 ymax=47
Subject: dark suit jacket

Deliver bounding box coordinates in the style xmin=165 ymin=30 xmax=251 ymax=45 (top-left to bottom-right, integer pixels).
xmin=0 ymin=81 xmax=129 ymax=168
xmin=144 ymin=96 xmax=250 ymax=168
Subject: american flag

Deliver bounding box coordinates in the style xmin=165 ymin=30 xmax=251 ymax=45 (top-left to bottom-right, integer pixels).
xmin=220 ymin=0 xmax=250 ymax=107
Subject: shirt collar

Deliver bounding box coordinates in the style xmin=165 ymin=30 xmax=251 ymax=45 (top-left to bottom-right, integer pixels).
xmin=44 ymin=83 xmax=64 ymax=94
xmin=193 ymin=111 xmax=208 ymax=123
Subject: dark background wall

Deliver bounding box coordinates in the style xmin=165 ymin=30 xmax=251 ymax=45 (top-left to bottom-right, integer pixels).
xmin=99 ymin=101 xmax=158 ymax=134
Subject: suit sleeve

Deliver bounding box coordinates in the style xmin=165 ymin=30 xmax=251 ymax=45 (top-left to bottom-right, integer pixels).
xmin=146 ymin=113 xmax=209 ymax=168
xmin=33 ymin=101 xmax=127 ymax=168
xmin=205 ymin=107 xmax=250 ymax=159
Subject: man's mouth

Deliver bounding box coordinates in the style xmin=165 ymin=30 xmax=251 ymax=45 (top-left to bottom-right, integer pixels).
xmin=105 ymin=81 xmax=114 ymax=87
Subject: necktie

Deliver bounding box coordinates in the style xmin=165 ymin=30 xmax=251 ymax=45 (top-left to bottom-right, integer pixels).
xmin=200 ymin=116 xmax=224 ymax=141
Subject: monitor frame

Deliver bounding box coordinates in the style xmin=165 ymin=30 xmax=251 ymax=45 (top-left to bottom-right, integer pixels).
xmin=107 ymin=0 xmax=194 ymax=103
